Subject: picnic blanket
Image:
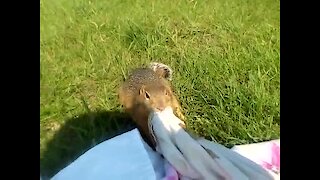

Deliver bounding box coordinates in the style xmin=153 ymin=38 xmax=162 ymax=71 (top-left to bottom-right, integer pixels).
xmin=50 ymin=108 xmax=279 ymax=180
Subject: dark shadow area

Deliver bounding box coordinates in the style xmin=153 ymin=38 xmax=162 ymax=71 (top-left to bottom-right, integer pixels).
xmin=40 ymin=110 xmax=136 ymax=179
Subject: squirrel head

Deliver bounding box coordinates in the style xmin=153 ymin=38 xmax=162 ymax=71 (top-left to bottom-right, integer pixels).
xmin=139 ymin=84 xmax=172 ymax=112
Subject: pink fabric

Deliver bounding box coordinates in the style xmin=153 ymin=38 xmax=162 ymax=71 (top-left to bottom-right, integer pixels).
xmin=261 ymin=142 xmax=280 ymax=174
xmin=163 ymin=161 xmax=179 ymax=180
xmin=162 ymin=140 xmax=280 ymax=180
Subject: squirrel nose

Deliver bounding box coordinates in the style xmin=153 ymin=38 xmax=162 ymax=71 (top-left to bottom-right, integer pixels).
xmin=156 ymin=106 xmax=165 ymax=111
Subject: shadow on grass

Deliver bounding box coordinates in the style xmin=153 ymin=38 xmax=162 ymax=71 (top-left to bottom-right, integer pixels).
xmin=40 ymin=110 xmax=136 ymax=179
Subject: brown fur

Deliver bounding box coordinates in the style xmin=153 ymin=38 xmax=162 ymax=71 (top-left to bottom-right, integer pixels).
xmin=119 ymin=67 xmax=185 ymax=147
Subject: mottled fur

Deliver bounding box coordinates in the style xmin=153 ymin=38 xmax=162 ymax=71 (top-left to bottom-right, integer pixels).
xmin=119 ymin=63 xmax=185 ymax=147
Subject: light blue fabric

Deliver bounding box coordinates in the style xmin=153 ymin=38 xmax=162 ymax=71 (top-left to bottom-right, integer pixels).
xmin=52 ymin=129 xmax=157 ymax=180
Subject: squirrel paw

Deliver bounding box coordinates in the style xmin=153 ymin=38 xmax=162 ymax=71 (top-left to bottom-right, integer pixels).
xmin=149 ymin=62 xmax=173 ymax=81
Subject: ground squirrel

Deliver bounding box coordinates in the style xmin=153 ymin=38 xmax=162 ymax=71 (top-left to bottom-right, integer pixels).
xmin=118 ymin=62 xmax=185 ymax=148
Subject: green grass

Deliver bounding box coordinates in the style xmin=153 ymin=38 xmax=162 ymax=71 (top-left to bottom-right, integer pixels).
xmin=40 ymin=0 xmax=280 ymax=178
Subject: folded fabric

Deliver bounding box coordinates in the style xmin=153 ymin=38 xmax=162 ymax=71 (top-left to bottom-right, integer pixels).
xmin=149 ymin=107 xmax=277 ymax=180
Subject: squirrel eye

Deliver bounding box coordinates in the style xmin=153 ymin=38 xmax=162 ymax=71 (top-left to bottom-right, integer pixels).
xmin=145 ymin=92 xmax=150 ymax=100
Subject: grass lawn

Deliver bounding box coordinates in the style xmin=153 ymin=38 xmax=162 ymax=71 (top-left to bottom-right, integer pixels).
xmin=40 ymin=0 xmax=280 ymax=178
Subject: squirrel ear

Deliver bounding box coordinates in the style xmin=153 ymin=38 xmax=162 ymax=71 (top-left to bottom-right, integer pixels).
xmin=165 ymin=88 xmax=172 ymax=95
xmin=164 ymin=88 xmax=169 ymax=95
xmin=139 ymin=85 xmax=146 ymax=95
